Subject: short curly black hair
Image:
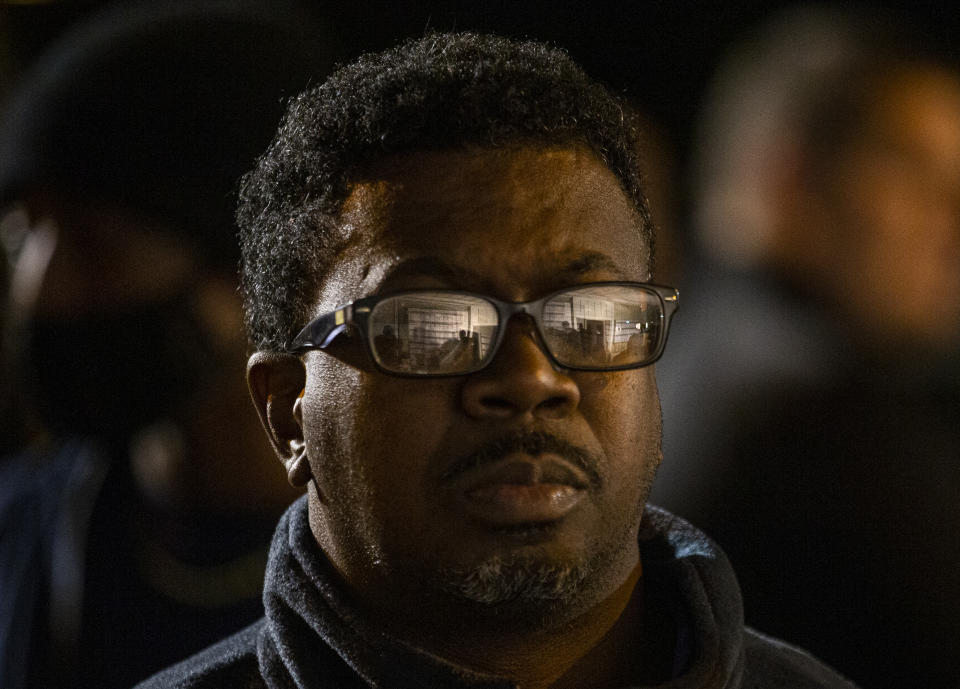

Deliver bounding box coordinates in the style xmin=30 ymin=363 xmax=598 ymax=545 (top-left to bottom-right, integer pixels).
xmin=238 ymin=32 xmax=653 ymax=352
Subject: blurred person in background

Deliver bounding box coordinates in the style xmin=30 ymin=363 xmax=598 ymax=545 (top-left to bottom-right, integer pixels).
xmin=652 ymin=5 xmax=960 ymax=687
xmin=0 ymin=3 xmax=334 ymax=688
xmin=1 ymin=238 xmax=14 ymax=455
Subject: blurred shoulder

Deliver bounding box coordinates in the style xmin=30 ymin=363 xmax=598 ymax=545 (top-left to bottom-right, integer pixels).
xmin=132 ymin=620 xmax=264 ymax=689
xmin=742 ymin=628 xmax=859 ymax=689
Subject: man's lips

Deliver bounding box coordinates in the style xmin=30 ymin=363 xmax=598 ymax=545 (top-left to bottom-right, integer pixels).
xmin=452 ymin=454 xmax=590 ymax=526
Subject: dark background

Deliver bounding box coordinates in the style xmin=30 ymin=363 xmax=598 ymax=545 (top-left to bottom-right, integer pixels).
xmin=4 ymin=0 xmax=959 ymax=237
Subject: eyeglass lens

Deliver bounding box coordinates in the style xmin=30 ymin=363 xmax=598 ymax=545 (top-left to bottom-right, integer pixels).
xmin=367 ymin=285 xmax=664 ymax=374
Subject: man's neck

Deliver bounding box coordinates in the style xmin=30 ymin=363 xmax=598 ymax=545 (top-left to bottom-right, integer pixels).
xmin=552 ymin=561 xmax=677 ymax=689
xmin=395 ymin=560 xmax=671 ymax=689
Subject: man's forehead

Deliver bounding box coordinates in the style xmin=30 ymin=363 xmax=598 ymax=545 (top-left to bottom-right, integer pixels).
xmin=351 ymin=146 xmax=626 ymax=211
xmin=335 ymin=145 xmax=649 ymax=285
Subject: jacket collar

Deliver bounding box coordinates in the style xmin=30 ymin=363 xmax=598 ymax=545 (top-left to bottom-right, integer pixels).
xmin=258 ymin=498 xmax=745 ymax=689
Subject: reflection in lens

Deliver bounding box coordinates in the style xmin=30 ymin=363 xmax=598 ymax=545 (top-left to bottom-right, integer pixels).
xmin=541 ymin=285 xmax=661 ymax=368
xmin=370 ymin=292 xmax=499 ymax=374
xmin=368 ymin=286 xmax=664 ymax=374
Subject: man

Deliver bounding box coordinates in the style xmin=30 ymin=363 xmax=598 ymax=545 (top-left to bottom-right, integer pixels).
xmin=138 ymin=33 xmax=856 ymax=688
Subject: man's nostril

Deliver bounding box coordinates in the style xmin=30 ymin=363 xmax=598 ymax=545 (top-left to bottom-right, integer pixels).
xmin=480 ymin=396 xmax=513 ymax=410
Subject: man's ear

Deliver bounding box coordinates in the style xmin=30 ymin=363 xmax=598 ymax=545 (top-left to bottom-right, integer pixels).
xmin=247 ymin=351 xmax=311 ymax=487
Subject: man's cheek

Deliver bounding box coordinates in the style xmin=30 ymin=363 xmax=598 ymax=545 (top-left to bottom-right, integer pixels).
xmin=573 ymin=371 xmax=611 ymax=398
xmin=302 ymin=362 xmax=364 ymax=480
xmin=581 ymin=369 xmax=656 ymax=423
xmin=358 ymin=377 xmax=457 ymax=426
xmin=357 ymin=394 xmax=448 ymax=463
xmin=589 ymin=374 xmax=659 ymax=458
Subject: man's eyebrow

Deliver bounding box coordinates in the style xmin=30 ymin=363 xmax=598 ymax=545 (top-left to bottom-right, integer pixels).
xmin=380 ymin=252 xmax=630 ymax=288
xmin=380 ymin=256 xmax=482 ymax=284
xmin=557 ymin=252 xmax=628 ymax=279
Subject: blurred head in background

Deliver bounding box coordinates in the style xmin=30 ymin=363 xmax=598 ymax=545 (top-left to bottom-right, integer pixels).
xmin=693 ymin=5 xmax=960 ymax=359
xmin=0 ymin=0 xmax=335 ymax=512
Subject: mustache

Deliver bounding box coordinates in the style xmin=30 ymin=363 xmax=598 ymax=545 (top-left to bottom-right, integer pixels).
xmin=440 ymin=430 xmax=603 ymax=490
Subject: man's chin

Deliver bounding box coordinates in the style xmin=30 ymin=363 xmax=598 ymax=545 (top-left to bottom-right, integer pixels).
xmin=430 ymin=510 xmax=643 ymax=622
xmin=439 ymin=554 xmax=590 ymax=607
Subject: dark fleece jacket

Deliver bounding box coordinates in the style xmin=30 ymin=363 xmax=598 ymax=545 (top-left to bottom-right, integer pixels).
xmin=134 ymin=497 xmax=858 ymax=689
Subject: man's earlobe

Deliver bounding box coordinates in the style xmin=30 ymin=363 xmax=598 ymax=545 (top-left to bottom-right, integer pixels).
xmin=286 ymin=437 xmax=312 ymax=487
xmin=247 ymin=351 xmax=311 ymax=487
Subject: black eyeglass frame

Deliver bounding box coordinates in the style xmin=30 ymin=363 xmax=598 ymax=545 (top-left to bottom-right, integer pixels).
xmin=289 ymin=281 xmax=679 ymax=377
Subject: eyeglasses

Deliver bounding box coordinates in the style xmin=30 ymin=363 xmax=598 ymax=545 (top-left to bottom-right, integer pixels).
xmin=290 ymin=282 xmax=679 ymax=376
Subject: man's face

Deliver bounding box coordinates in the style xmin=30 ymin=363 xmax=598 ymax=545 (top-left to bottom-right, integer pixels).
xmin=299 ymin=146 xmax=660 ymax=627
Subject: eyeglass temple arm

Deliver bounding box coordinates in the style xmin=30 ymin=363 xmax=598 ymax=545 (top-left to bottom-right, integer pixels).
xmin=289 ymin=305 xmax=354 ymax=352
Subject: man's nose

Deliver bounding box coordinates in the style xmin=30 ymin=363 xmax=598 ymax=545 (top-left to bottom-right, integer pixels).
xmin=460 ymin=315 xmax=580 ymax=420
